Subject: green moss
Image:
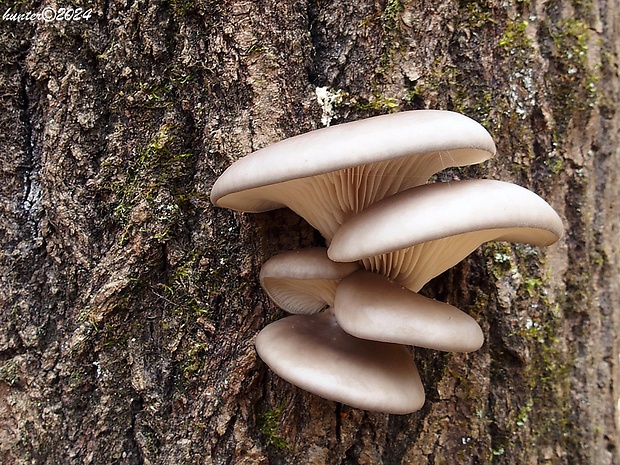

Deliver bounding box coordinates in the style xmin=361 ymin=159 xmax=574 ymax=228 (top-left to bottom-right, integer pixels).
xmin=104 ymin=331 xmax=132 ymax=348
xmin=486 ymin=239 xmax=575 ymax=455
xmin=245 ymin=42 xmax=265 ymax=55
xmin=452 ymin=86 xmax=493 ymax=126
xmin=514 ymin=270 xmax=572 ymax=444
xmin=258 ymin=405 xmax=291 ymax=450
xmin=0 ymin=359 xmax=19 ymax=386
xmin=371 ymin=0 xmax=405 ymax=77
xmin=405 ymin=56 xmax=495 ymax=128
xmin=547 ymin=157 xmax=565 ymax=174
xmin=157 ymin=250 xmax=213 ymax=319
xmin=545 ymin=16 xmax=600 ymax=138
xmin=520 ymin=311 xmax=571 ymax=418
xmin=498 ymin=20 xmax=532 ymax=49
xmin=591 ymin=250 xmax=605 ymax=266
xmin=356 ymin=93 xmax=399 ymax=112
xmin=522 ymin=276 xmax=545 ymax=299
xmin=181 ymin=342 xmax=207 ymax=374
xmin=460 ymin=2 xmax=495 ymax=29
xmin=405 ymin=61 xmax=458 ymax=101
xmin=166 ymin=0 xmax=196 ymax=16
xmin=550 ymin=18 xmax=595 ymax=98
xmin=551 ymin=19 xmax=589 ymax=65
xmin=123 ymin=66 xmax=193 ymax=110
xmin=484 ymin=242 xmax=515 ymax=279
xmin=515 ymin=399 xmax=533 ymax=427
xmin=381 ymin=0 xmax=403 ymax=32
xmin=107 ymin=123 xmax=194 ymax=245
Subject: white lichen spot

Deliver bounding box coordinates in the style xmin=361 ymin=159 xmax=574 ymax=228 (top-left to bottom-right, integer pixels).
xmin=315 ymin=86 xmax=345 ymax=127
xmin=93 ymin=361 xmax=101 ymax=378
xmin=23 ymin=174 xmax=41 ymax=213
xmin=494 ymin=251 xmax=511 ymax=263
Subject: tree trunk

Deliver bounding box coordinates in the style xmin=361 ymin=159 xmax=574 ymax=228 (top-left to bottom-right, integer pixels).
xmin=1 ymin=0 xmax=618 ymax=463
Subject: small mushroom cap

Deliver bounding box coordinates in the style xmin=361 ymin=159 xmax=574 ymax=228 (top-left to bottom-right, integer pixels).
xmin=255 ymin=311 xmax=425 ymax=414
xmin=260 ymin=248 xmax=359 ymax=314
xmin=334 ymin=270 xmax=484 ymax=352
xmin=211 ymin=110 xmax=495 ymax=239
xmin=328 ymin=179 xmax=564 ymax=291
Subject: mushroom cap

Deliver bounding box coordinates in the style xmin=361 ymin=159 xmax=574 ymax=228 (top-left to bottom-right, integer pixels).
xmin=334 ymin=270 xmax=484 ymax=352
xmin=260 ymin=248 xmax=359 ymax=314
xmin=328 ymin=179 xmax=564 ymax=291
xmin=211 ymin=110 xmax=496 ymax=239
xmin=255 ymin=311 xmax=425 ymax=414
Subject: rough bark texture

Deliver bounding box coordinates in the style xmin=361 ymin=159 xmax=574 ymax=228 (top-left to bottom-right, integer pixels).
xmin=1 ymin=0 xmax=619 ymax=463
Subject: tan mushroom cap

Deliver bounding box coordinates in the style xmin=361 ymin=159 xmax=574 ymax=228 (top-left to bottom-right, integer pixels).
xmin=255 ymin=311 xmax=425 ymax=414
xmin=334 ymin=270 xmax=484 ymax=352
xmin=211 ymin=110 xmax=496 ymax=240
xmin=328 ymin=179 xmax=564 ymax=291
xmin=260 ymin=248 xmax=359 ymax=314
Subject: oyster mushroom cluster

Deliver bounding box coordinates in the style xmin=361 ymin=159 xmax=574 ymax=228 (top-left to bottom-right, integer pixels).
xmin=210 ymin=110 xmax=563 ymax=414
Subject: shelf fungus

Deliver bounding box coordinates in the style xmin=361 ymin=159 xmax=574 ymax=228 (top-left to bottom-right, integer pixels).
xmin=334 ymin=270 xmax=484 ymax=352
xmin=210 ymin=110 xmax=495 ymax=240
xmin=328 ymin=179 xmax=564 ymax=292
xmin=255 ymin=311 xmax=425 ymax=414
xmin=259 ymin=247 xmax=359 ymax=314
xmin=211 ymin=110 xmax=563 ymax=414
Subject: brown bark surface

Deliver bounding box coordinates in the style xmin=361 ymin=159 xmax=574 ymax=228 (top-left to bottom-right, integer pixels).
xmin=1 ymin=0 xmax=619 ymax=463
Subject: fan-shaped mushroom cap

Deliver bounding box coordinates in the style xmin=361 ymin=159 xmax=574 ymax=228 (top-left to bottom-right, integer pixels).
xmin=255 ymin=311 xmax=425 ymax=414
xmin=211 ymin=110 xmax=495 ymax=240
xmin=334 ymin=270 xmax=484 ymax=352
xmin=328 ymin=179 xmax=564 ymax=291
xmin=260 ymin=248 xmax=359 ymax=314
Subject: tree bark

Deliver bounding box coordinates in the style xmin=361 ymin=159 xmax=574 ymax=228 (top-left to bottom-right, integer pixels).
xmin=1 ymin=0 xmax=619 ymax=464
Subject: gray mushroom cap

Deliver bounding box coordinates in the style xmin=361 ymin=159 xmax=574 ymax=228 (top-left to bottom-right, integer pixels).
xmin=260 ymin=248 xmax=359 ymax=314
xmin=328 ymin=179 xmax=564 ymax=291
xmin=334 ymin=270 xmax=484 ymax=352
xmin=255 ymin=311 xmax=425 ymax=414
xmin=211 ymin=110 xmax=496 ymax=240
